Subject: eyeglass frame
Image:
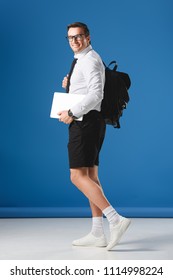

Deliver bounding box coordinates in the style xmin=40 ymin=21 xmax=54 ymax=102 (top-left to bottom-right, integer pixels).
xmin=66 ymin=34 xmax=86 ymax=42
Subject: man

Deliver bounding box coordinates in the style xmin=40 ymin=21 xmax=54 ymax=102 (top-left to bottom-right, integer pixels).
xmin=58 ymin=22 xmax=130 ymax=250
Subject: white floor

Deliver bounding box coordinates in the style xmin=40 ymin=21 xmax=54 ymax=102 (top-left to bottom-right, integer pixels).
xmin=0 ymin=218 xmax=173 ymax=260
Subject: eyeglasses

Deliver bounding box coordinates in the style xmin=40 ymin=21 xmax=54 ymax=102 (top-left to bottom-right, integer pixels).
xmin=66 ymin=34 xmax=85 ymax=42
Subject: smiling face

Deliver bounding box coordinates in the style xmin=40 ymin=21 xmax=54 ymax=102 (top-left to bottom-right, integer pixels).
xmin=67 ymin=27 xmax=90 ymax=54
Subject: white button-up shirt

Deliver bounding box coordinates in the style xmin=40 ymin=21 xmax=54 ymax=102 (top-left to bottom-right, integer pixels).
xmin=69 ymin=45 xmax=105 ymax=118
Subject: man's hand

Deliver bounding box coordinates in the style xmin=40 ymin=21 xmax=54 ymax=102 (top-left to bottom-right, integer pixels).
xmin=62 ymin=75 xmax=69 ymax=89
xmin=58 ymin=110 xmax=73 ymax=124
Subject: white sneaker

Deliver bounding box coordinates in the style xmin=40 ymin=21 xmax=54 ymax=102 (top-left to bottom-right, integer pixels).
xmin=107 ymin=217 xmax=131 ymax=251
xmin=72 ymin=232 xmax=107 ymax=247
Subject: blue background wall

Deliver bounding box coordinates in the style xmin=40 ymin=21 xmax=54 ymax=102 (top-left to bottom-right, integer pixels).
xmin=0 ymin=0 xmax=173 ymax=218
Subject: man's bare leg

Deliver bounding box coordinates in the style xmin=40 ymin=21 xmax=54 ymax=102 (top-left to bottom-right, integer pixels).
xmin=87 ymin=166 xmax=105 ymax=238
xmin=70 ymin=166 xmax=131 ymax=249
xmin=71 ymin=166 xmax=108 ymax=247
xmin=70 ymin=167 xmax=110 ymax=211
xmin=88 ymin=166 xmax=104 ymax=217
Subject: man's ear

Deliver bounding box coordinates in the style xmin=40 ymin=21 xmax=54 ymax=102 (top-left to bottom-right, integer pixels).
xmin=87 ymin=35 xmax=91 ymax=45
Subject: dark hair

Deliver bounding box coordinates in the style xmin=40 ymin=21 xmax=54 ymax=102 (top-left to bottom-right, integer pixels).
xmin=67 ymin=22 xmax=90 ymax=37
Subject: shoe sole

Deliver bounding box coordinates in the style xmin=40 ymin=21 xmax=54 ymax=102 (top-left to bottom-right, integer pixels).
xmin=72 ymin=234 xmax=107 ymax=247
xmin=72 ymin=243 xmax=107 ymax=247
xmin=72 ymin=239 xmax=107 ymax=247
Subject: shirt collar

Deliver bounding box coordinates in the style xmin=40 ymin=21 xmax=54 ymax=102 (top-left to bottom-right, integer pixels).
xmin=74 ymin=45 xmax=92 ymax=59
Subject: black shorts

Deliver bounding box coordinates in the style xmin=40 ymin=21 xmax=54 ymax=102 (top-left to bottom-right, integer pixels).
xmin=68 ymin=110 xmax=106 ymax=168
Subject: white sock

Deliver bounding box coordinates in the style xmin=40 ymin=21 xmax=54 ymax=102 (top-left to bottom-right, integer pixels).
xmin=103 ymin=205 xmax=120 ymax=228
xmin=91 ymin=217 xmax=104 ymax=237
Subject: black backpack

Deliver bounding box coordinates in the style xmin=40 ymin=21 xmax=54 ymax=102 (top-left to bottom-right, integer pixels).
xmin=101 ymin=61 xmax=131 ymax=128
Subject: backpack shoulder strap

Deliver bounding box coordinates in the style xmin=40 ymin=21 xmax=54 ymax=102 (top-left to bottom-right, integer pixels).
xmin=102 ymin=61 xmax=118 ymax=71
xmin=107 ymin=61 xmax=118 ymax=71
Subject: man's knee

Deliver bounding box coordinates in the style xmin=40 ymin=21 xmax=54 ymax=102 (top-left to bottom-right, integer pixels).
xmin=70 ymin=167 xmax=99 ymax=186
xmin=70 ymin=170 xmax=78 ymax=185
xmin=70 ymin=168 xmax=86 ymax=185
xmin=89 ymin=175 xmax=100 ymax=185
xmin=88 ymin=167 xmax=100 ymax=185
